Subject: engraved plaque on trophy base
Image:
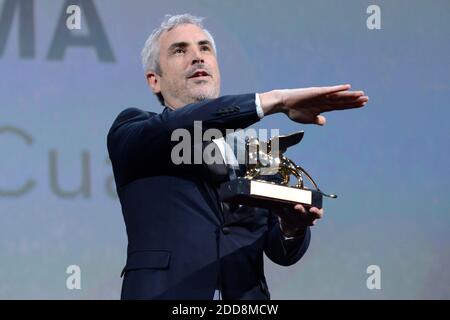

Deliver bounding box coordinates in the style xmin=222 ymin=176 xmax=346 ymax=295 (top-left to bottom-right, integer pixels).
xmin=219 ymin=177 xmax=323 ymax=210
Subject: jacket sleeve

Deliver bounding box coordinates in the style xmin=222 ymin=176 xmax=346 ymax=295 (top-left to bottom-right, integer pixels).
xmin=263 ymin=210 xmax=311 ymax=266
xmin=107 ymin=94 xmax=261 ymax=187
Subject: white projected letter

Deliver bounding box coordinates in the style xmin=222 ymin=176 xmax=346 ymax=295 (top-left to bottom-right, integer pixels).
xmin=66 ymin=5 xmax=81 ymax=30
xmin=366 ymin=264 xmax=381 ymax=290
xmin=171 ymin=129 xmax=191 ymax=165
xmin=66 ymin=265 xmax=81 ymax=290
xmin=366 ymin=5 xmax=381 ymax=30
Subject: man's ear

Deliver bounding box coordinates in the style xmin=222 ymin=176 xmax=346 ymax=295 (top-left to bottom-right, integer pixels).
xmin=146 ymin=71 xmax=161 ymax=94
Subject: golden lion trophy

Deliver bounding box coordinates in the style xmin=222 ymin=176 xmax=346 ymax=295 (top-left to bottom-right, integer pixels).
xmin=219 ymin=131 xmax=337 ymax=210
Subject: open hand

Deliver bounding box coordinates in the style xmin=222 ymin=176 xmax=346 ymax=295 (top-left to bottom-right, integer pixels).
xmin=260 ymin=84 xmax=368 ymax=125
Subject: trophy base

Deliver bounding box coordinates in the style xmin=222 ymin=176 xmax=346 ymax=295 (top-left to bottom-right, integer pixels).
xmin=219 ymin=178 xmax=323 ymax=210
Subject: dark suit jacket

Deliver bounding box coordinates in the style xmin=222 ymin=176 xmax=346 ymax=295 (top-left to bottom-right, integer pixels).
xmin=107 ymin=93 xmax=311 ymax=300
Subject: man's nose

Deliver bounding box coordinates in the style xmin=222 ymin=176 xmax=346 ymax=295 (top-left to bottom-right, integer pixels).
xmin=191 ymin=48 xmax=205 ymax=65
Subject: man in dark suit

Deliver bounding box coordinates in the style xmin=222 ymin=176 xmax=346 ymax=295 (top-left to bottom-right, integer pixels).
xmin=107 ymin=14 xmax=368 ymax=300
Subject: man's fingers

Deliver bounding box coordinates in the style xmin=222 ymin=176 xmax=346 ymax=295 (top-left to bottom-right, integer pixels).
xmin=319 ymin=84 xmax=351 ymax=95
xmin=326 ymin=96 xmax=369 ymax=111
xmin=288 ymin=204 xmax=324 ymax=227
xmin=337 ymin=95 xmax=369 ymax=104
xmin=294 ymin=204 xmax=306 ymax=213
xmin=309 ymin=207 xmax=324 ymax=219
xmin=294 ymin=204 xmax=324 ymax=220
xmin=327 ymin=95 xmax=369 ymax=105
xmin=335 ymin=96 xmax=369 ymax=110
xmin=326 ymin=91 xmax=365 ymax=101
xmin=314 ymin=115 xmax=326 ymax=126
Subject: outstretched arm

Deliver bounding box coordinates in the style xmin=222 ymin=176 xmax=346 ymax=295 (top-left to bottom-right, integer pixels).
xmin=259 ymin=84 xmax=369 ymax=125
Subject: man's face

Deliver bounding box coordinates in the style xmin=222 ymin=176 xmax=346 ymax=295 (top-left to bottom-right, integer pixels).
xmin=148 ymin=24 xmax=221 ymax=108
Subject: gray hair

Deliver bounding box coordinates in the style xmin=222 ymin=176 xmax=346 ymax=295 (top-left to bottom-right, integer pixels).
xmin=141 ymin=14 xmax=217 ymax=75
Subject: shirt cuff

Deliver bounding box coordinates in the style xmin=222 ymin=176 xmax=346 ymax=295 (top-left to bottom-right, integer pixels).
xmin=279 ymin=223 xmax=308 ymax=241
xmin=255 ymin=93 xmax=264 ymax=119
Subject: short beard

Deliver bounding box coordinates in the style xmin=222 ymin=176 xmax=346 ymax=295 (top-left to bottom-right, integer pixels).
xmin=164 ymin=80 xmax=219 ymax=106
xmin=192 ymin=94 xmax=209 ymax=102
xmin=188 ymin=85 xmax=219 ymax=103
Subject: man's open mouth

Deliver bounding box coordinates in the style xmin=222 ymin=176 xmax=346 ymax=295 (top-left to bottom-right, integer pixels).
xmin=188 ymin=70 xmax=211 ymax=79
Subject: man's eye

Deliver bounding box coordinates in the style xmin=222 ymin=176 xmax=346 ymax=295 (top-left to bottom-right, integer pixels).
xmin=174 ymin=48 xmax=185 ymax=54
xmin=201 ymin=46 xmax=211 ymax=51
